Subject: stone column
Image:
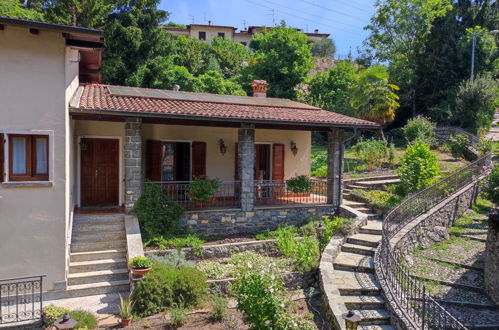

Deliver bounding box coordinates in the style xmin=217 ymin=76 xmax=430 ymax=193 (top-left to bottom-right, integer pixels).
xmin=238 ymin=124 xmax=255 ymax=211
xmin=485 ymin=219 xmax=499 ymax=305
xmin=124 ymin=117 xmax=143 ymax=213
xmin=327 ymin=127 xmax=344 ymax=211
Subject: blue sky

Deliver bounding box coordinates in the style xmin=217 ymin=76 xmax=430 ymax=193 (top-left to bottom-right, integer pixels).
xmin=158 ymin=0 xmax=377 ymax=58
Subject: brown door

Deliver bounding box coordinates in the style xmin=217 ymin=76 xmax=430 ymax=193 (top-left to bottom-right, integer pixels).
xmin=81 ymin=138 xmax=119 ymax=207
xmin=272 ymin=144 xmax=285 ymax=181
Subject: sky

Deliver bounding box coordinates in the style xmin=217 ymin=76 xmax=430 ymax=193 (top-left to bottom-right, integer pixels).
xmin=158 ymin=0 xmax=378 ymax=58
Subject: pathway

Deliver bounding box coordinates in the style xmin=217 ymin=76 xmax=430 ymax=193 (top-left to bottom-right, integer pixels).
xmin=485 ymin=110 xmax=499 ymax=142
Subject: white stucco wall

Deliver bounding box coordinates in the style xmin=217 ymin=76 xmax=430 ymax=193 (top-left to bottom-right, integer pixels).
xmin=0 ymin=25 xmax=78 ymax=290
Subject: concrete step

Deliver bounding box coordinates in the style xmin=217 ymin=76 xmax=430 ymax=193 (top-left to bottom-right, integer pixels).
xmin=72 ymin=223 xmax=125 ymax=233
xmin=346 ymin=184 xmax=366 ymax=190
xmin=364 ymin=213 xmax=382 ymax=220
xmin=70 ymin=240 xmax=127 ymax=253
xmin=72 ymin=232 xmax=126 ymax=243
xmin=334 ymin=252 xmax=374 ymax=272
xmin=358 ymin=325 xmax=395 ymax=330
xmin=341 ymin=243 xmax=376 ymax=256
xmin=73 ymin=214 xmax=125 ymax=225
xmin=333 ymin=270 xmax=381 ymax=295
xmin=65 ymin=280 xmax=129 ymax=298
xmin=347 ymin=233 xmax=382 ymax=248
xmin=353 ymin=309 xmax=391 ymax=325
xmin=343 ymin=295 xmax=385 ymax=309
xmin=355 ymin=178 xmax=401 ymax=187
xmin=69 ymin=258 xmax=127 ymax=273
xmin=359 ymin=222 xmax=383 ymax=235
xmin=67 ymin=268 xmax=129 ymax=286
xmin=342 ymin=200 xmax=368 ymax=207
xmin=70 ymin=248 xmax=127 ymax=262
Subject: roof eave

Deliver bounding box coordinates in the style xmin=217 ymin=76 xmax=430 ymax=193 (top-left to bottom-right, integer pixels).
xmin=69 ymin=107 xmax=380 ymax=130
xmin=0 ymin=16 xmax=103 ymax=36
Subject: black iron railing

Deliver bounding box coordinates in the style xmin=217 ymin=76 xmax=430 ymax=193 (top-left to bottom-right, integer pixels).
xmin=254 ymin=179 xmax=327 ymax=206
xmin=377 ymin=153 xmax=491 ymax=330
xmin=151 ymin=181 xmax=241 ymax=210
xmin=0 ymin=275 xmax=45 ymax=325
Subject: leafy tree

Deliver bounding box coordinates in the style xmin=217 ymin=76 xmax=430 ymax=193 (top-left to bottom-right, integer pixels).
xmin=196 ymin=70 xmax=246 ymax=95
xmin=38 ymin=0 xmax=116 ymax=28
xmin=350 ymin=65 xmax=400 ymax=124
xmin=306 ymin=62 xmax=357 ymax=116
xmin=172 ymin=35 xmax=210 ymax=76
xmin=244 ymin=22 xmax=314 ymax=99
xmin=457 ymin=26 xmax=498 ymax=80
xmin=210 ymin=37 xmax=249 ymax=78
xmin=311 ymin=38 xmax=336 ymax=58
xmin=452 ymin=74 xmax=498 ymax=135
xmin=402 ymin=115 xmax=436 ymax=145
xmin=0 ymin=0 xmax=44 ymax=20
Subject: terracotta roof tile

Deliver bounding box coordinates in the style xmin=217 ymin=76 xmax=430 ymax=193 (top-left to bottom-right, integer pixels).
xmin=73 ymin=84 xmax=379 ymax=128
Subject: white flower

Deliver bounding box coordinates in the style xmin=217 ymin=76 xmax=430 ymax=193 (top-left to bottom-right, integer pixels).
xmin=269 ymin=288 xmax=274 ymax=293
xmin=247 ymin=263 xmax=252 ymax=268
xmin=265 ymin=320 xmax=270 ymax=326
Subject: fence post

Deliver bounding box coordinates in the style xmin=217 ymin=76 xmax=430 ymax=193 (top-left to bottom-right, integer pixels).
xmin=421 ymin=285 xmax=426 ymax=330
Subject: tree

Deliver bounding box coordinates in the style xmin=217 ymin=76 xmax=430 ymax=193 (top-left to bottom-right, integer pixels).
xmin=306 ymin=61 xmax=357 ymax=116
xmin=0 ymin=0 xmax=44 ymax=20
xmin=350 ymin=65 xmax=400 ymax=124
xmin=244 ymin=22 xmax=314 ymax=99
xmin=38 ymin=0 xmax=116 ymax=28
xmin=172 ymin=35 xmax=211 ymax=76
xmin=457 ymin=26 xmax=498 ymax=80
xmin=311 ymin=38 xmax=336 ymax=58
xmin=397 ymin=140 xmax=440 ymax=193
xmin=195 ymin=70 xmax=246 ymax=95
xmin=365 ymin=0 xmax=453 ymax=120
xmin=210 ymin=37 xmax=249 ymax=78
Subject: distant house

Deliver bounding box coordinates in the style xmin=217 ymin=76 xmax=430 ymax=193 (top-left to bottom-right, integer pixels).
xmin=163 ymin=22 xmax=330 ymax=46
xmin=0 ymin=16 xmax=377 ymax=300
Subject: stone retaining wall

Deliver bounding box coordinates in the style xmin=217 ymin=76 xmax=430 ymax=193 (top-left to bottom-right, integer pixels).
xmin=181 ymin=205 xmax=336 ymax=236
xmin=485 ymin=219 xmax=499 ymax=305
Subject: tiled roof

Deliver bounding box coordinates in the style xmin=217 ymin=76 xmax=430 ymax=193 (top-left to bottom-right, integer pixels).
xmin=73 ymin=84 xmax=379 ymax=128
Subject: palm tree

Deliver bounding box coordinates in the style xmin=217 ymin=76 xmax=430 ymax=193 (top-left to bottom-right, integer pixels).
xmin=350 ymin=65 xmax=400 ymax=125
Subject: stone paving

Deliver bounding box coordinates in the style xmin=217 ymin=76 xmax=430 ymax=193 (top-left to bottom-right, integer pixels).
xmin=485 ymin=110 xmax=499 ymax=142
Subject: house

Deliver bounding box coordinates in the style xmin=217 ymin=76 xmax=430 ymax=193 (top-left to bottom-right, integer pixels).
xmin=163 ymin=23 xmax=330 ymax=47
xmin=0 ymin=17 xmax=378 ymax=301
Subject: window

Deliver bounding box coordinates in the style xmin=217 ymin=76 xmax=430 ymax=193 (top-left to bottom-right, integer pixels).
xmin=8 ymin=134 xmax=49 ymax=181
xmin=217 ymin=32 xmax=225 ymax=39
xmin=198 ymin=31 xmax=206 ymax=40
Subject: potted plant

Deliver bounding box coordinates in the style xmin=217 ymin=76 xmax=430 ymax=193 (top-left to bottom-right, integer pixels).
xmin=286 ymin=175 xmax=312 ymax=197
xmin=119 ymin=294 xmax=134 ymax=328
xmin=187 ymin=177 xmax=220 ymax=205
xmin=128 ymin=256 xmax=153 ymax=277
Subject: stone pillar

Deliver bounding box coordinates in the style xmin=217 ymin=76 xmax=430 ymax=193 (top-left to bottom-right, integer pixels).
xmin=327 ymin=128 xmax=344 ymax=211
xmin=238 ymin=124 xmax=255 ymax=211
xmin=124 ymin=117 xmax=143 ymax=213
xmin=485 ymin=218 xmax=499 ymax=305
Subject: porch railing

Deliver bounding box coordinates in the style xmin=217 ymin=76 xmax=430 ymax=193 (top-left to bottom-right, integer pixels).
xmin=152 ymin=181 xmax=241 ymax=210
xmin=254 ymin=179 xmax=328 ymax=206
xmin=0 ymin=275 xmax=45 ymax=326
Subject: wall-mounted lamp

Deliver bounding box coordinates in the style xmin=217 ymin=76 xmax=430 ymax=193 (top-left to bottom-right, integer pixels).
xmin=219 ymin=139 xmax=227 ymax=155
xmin=290 ymin=141 xmax=298 ymax=156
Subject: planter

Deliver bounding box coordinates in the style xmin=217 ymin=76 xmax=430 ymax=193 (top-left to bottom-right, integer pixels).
xmin=131 ymin=267 xmax=152 ymax=277
xmin=120 ymin=317 xmax=132 ymax=328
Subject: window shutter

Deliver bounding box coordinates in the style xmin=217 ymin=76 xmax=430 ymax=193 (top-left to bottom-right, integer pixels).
xmin=272 ymin=144 xmax=285 ymax=181
xmin=0 ymin=134 xmax=4 ymax=182
xmin=191 ymin=141 xmax=206 ymax=179
xmin=234 ymin=142 xmax=239 ymax=180
xmin=146 ymin=140 xmax=162 ymax=181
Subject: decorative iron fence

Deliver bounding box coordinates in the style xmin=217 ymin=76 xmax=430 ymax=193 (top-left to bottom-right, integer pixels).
xmin=377 ymin=153 xmax=491 ymax=330
xmin=0 ymin=275 xmax=45 ymax=326
xmin=254 ymin=179 xmax=328 ymax=206
xmin=151 ymin=181 xmax=241 ymax=210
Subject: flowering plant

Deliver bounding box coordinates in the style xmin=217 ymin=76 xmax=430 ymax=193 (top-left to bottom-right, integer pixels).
xmin=231 ymin=263 xmax=313 ymax=329
xmin=188 ymin=177 xmax=220 ymax=203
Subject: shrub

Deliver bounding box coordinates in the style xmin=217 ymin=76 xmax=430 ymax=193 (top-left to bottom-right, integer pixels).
xmin=69 ymin=310 xmax=98 ymax=330
xmin=145 ymin=234 xmax=205 ymax=256
xmin=133 ymin=182 xmax=185 ymax=240
xmin=275 ymin=226 xmax=298 ymax=257
xmin=476 ymin=138 xmax=492 ymax=155
xmin=397 ymin=141 xmax=440 ymax=193
xmin=482 ymin=164 xmax=499 ymax=204
xmin=188 ymin=177 xmax=220 ymax=203
xmin=448 ymin=134 xmax=470 ymax=158
xmin=128 ymin=256 xmax=153 ymax=269
xmin=311 ymin=165 xmax=327 ymax=178
xmin=211 ymin=292 xmax=229 ymax=321
xmin=353 ymin=189 xmax=404 ymax=213
xmin=402 ymin=115 xmax=436 ymax=145
xmin=292 ymin=236 xmax=319 ymax=271
xmin=351 ymin=138 xmax=388 ymax=170
xmin=42 ymin=305 xmax=70 ymax=328
xmin=311 ymin=152 xmax=328 ymax=172
xmin=131 ymin=263 xmax=208 ymax=317
xmin=169 ymin=303 xmax=188 ymax=327
xmin=287 ymin=175 xmax=312 ymax=193
xmin=149 ymin=250 xmax=196 ymax=269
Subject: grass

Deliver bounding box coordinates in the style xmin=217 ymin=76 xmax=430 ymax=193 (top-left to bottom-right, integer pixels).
xmin=311 ymin=145 xmax=327 ymax=154
xmin=352 ymin=189 xmax=404 ymax=213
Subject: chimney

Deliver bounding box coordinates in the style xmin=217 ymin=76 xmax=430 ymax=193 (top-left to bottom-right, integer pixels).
xmin=252 ymin=80 xmax=267 ymax=98
xmin=314 ymin=29 xmax=319 ymax=33
xmin=172 ymin=84 xmax=180 ymax=91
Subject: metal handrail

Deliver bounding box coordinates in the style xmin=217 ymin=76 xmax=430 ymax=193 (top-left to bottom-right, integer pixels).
xmin=377 ymin=152 xmax=492 ymax=330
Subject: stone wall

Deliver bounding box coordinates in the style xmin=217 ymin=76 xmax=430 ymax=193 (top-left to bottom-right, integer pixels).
xmin=181 ymin=205 xmax=335 ymax=236
xmin=124 ymin=118 xmax=143 ymax=213
xmin=485 ymin=219 xmax=499 ymax=305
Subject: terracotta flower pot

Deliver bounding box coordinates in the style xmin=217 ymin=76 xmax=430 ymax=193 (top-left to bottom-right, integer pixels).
xmin=131 ymin=267 xmax=152 ymax=277
xmin=120 ymin=317 xmax=132 ymax=328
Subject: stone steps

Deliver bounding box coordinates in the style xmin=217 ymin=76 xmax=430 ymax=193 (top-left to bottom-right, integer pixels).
xmin=347 ymin=233 xmax=382 ymax=248
xmin=67 ymin=268 xmax=129 ymax=285
xmin=70 ymin=248 xmax=127 ymax=262
xmin=358 ymin=325 xmax=395 ymax=330
xmin=70 ymin=240 xmax=127 ymax=252
xmin=69 ymin=258 xmax=128 ymax=273
xmin=65 ymin=280 xmax=129 ymax=298
xmin=353 ymin=309 xmax=391 ymax=325
xmin=341 ymin=243 xmax=376 ymax=256
xmin=342 ymin=295 xmax=385 ymax=309
xmin=72 ymin=231 xmax=126 ymax=243
xmin=73 ymin=214 xmax=125 ymax=225
xmin=73 ymin=223 xmax=125 ymax=233
xmin=359 ymin=222 xmax=383 ymax=235
xmin=355 ymin=178 xmax=401 ymax=187
xmin=334 ymin=252 xmax=374 ymax=273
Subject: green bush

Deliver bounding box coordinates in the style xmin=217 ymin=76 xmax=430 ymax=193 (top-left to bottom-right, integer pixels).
xmin=448 ymin=134 xmax=470 ymax=158
xmin=145 ymin=234 xmax=205 ymax=256
xmin=149 ymin=250 xmax=196 ymax=269
xmin=311 ymin=152 xmax=328 ymax=172
xmin=287 ymin=175 xmax=312 ymax=193
xmin=42 ymin=306 xmax=97 ymax=329
xmin=42 ymin=305 xmax=70 ymax=328
xmin=133 ymin=182 xmax=185 ymax=240
xmin=275 ymin=226 xmax=298 ymax=257
xmin=169 ymin=303 xmax=188 ymax=327
xmin=482 ymin=164 xmax=498 ymax=204
xmin=131 ymin=263 xmax=208 ymax=317
xmin=476 ymin=138 xmax=492 ymax=155
xmin=69 ymin=310 xmax=98 ymax=330
xmin=311 ymin=165 xmax=327 ymax=177
xmin=292 ymin=236 xmax=319 ymax=271
xmin=352 ymin=138 xmax=388 ymax=170
xmin=353 ymin=189 xmax=404 ymax=213
xmin=210 ymin=292 xmax=229 ymax=321
xmin=402 ymin=115 xmax=436 ymax=145
xmin=188 ymin=177 xmax=220 ymax=203
xmin=397 ymin=141 xmax=440 ymax=193
xmin=128 ymin=256 xmax=153 ymax=269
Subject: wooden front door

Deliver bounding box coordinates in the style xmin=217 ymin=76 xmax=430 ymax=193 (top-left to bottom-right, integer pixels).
xmin=81 ymin=138 xmax=119 ymax=207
